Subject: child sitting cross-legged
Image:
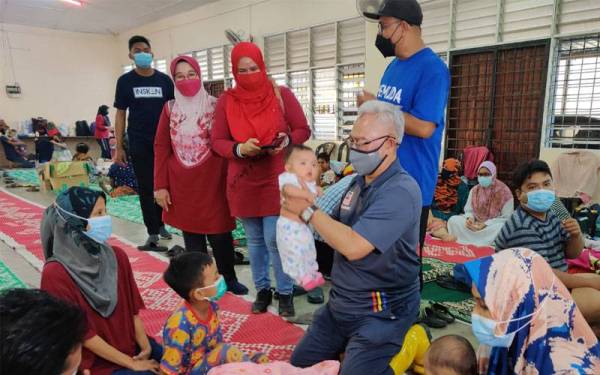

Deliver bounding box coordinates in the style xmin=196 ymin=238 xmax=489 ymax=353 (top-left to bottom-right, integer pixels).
xmin=161 ymin=252 xmax=268 ymax=375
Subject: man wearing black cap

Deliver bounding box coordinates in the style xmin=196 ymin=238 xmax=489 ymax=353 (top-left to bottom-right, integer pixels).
xmin=359 ymin=0 xmax=450 ymax=275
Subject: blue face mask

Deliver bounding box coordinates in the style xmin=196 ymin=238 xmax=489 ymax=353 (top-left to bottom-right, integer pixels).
xmin=472 ymin=277 xmax=554 ymax=348
xmin=85 ymin=215 xmax=113 ymax=244
xmin=525 ymin=189 xmax=555 ymax=213
xmin=199 ymin=275 xmax=227 ymax=302
xmin=54 ymin=203 xmax=112 ymax=244
xmin=478 ymin=176 xmax=493 ymax=188
xmin=133 ymin=52 xmax=153 ymax=68
xmin=471 ymin=314 xmax=516 ymax=348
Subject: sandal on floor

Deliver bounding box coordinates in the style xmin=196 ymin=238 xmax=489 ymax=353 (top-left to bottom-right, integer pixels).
xmin=430 ymin=302 xmax=455 ymax=323
xmin=419 ymin=307 xmax=447 ymax=329
xmin=435 ymin=274 xmax=470 ymax=293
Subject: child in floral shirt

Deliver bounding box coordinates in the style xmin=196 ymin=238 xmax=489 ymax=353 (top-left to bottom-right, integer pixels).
xmin=161 ymin=252 xmax=267 ymax=374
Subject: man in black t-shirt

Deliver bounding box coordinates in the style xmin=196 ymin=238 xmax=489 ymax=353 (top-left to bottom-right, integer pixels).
xmin=114 ymin=35 xmax=174 ymax=251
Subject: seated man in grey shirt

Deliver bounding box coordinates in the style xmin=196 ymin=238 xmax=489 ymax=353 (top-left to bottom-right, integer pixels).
xmin=495 ymin=159 xmax=600 ymax=335
xmin=283 ymin=100 xmax=421 ymax=375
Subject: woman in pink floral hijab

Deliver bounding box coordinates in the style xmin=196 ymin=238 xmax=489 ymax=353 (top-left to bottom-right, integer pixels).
xmin=464 ymin=248 xmax=600 ymax=374
xmin=154 ymin=55 xmax=247 ymax=294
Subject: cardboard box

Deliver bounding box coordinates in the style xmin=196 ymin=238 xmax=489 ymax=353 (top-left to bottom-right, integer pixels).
xmin=41 ymin=161 xmax=90 ymax=191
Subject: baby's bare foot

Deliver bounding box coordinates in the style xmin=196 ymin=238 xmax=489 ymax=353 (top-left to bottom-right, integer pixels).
xmin=441 ymin=234 xmax=457 ymax=242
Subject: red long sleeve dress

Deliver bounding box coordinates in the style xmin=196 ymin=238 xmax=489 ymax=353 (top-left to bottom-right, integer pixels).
xmin=154 ymin=101 xmax=235 ymax=234
xmin=211 ymin=86 xmax=311 ymax=218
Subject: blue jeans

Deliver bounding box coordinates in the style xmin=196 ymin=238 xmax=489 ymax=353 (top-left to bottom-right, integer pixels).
xmin=241 ymin=216 xmax=293 ymax=295
xmin=112 ymin=337 xmax=163 ymax=374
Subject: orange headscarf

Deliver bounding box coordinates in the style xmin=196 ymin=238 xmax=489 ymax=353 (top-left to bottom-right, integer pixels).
xmin=434 ymin=158 xmax=463 ymax=212
xmin=226 ymin=42 xmax=284 ymax=146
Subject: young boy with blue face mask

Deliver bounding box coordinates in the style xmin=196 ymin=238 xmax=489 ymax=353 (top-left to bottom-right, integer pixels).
xmin=161 ymin=253 xmax=268 ymax=374
xmin=494 ymin=159 xmax=600 ymax=335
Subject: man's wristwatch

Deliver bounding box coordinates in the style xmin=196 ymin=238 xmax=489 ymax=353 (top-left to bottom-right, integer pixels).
xmin=301 ymin=204 xmax=319 ymax=224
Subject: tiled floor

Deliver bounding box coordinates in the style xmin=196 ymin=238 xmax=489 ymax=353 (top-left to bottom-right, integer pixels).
xmin=0 ymin=184 xmax=477 ymax=347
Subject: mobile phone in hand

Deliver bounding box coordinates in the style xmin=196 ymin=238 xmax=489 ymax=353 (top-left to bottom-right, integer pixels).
xmin=261 ymin=135 xmax=285 ymax=150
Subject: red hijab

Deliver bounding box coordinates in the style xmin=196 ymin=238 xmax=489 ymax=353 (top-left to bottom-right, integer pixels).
xmin=226 ymin=42 xmax=284 ymax=146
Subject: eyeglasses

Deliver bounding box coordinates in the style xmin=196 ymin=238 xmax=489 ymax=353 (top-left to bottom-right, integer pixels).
xmin=344 ymin=135 xmax=395 ymax=151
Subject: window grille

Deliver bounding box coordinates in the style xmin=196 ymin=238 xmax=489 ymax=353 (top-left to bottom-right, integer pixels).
xmin=547 ymin=34 xmax=600 ymax=149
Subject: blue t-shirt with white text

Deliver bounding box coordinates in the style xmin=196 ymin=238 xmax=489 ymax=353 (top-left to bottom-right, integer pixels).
xmin=377 ymin=47 xmax=449 ymax=206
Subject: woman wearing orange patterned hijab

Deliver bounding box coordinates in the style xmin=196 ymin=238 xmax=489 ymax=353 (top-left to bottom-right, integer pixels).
xmin=465 ymin=248 xmax=600 ymax=374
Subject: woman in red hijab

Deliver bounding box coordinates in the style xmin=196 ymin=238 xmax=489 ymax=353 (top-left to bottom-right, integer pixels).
xmin=154 ymin=55 xmax=247 ymax=295
xmin=212 ymin=42 xmax=311 ymax=316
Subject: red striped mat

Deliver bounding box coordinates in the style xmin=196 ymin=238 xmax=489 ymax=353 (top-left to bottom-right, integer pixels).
xmin=0 ymin=189 xmax=304 ymax=360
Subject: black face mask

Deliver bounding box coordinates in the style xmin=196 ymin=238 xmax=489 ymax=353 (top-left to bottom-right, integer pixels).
xmin=376 ymin=34 xmax=396 ymax=58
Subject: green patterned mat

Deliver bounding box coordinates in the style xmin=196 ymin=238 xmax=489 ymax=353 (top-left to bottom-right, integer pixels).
xmin=5 ymin=168 xmax=40 ymax=186
xmin=421 ymin=257 xmax=474 ymax=323
xmin=0 ymin=259 xmax=27 ymax=291
xmin=4 ymin=169 xmax=247 ymax=243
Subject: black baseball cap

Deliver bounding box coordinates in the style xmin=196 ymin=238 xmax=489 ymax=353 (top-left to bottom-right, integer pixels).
xmin=363 ymin=0 xmax=423 ymax=26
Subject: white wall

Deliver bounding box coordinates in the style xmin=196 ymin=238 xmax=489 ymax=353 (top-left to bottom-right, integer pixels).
xmin=0 ymin=23 xmax=120 ymax=131
xmin=116 ymin=0 xmax=360 ymax=65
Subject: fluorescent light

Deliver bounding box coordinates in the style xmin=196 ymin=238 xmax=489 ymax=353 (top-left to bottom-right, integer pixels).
xmin=61 ymin=0 xmax=83 ymax=6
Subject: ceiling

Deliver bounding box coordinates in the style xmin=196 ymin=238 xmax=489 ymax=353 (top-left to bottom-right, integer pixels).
xmin=0 ymin=0 xmax=221 ymax=35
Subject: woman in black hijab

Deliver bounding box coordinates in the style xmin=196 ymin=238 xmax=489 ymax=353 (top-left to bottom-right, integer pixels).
xmin=40 ymin=187 xmax=161 ymax=374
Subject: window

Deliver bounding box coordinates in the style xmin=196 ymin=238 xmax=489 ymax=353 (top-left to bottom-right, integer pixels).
xmin=270 ymin=73 xmax=287 ymax=86
xmin=187 ymin=45 xmax=233 ymax=92
xmin=338 ymin=64 xmax=365 ymax=138
xmin=209 ymin=47 xmax=225 ymax=80
xmin=264 ymin=17 xmax=366 ymax=140
xmin=447 ymin=43 xmax=549 ymax=185
xmin=548 ymin=34 xmax=600 ymax=149
xmin=155 ymin=59 xmax=167 ymax=74
xmin=313 ymin=68 xmax=337 ymax=140
xmin=194 ymin=50 xmax=209 ymax=81
xmin=289 ymin=70 xmax=311 ymax=120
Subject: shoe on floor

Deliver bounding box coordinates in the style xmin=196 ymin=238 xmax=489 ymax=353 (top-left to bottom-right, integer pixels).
xmin=419 ymin=307 xmax=447 ymax=329
xmin=252 ymin=289 xmax=272 ymax=314
xmin=306 ymin=287 xmax=324 ymax=304
xmin=159 ymin=226 xmax=172 ymax=240
xmin=429 ymin=302 xmax=455 ymax=323
xmin=137 ymin=235 xmax=168 ymax=252
xmin=234 ymin=250 xmax=250 ymax=265
xmin=278 ymin=293 xmax=295 ymax=317
xmin=274 ymin=285 xmax=307 ymax=300
xmin=226 ymin=279 xmax=249 ymax=295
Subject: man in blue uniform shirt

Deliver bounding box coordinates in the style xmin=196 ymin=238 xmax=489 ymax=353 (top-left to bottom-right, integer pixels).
xmin=285 ymin=101 xmax=421 ymax=375
xmin=359 ymin=0 xmax=450 ymax=266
